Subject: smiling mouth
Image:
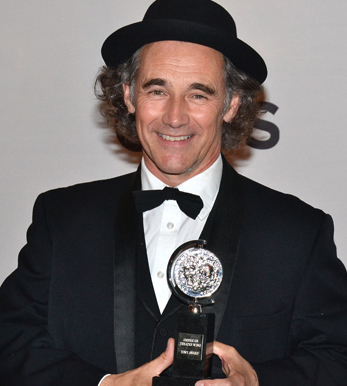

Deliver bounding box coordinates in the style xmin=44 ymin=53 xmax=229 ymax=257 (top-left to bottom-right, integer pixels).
xmin=159 ymin=134 xmax=192 ymax=142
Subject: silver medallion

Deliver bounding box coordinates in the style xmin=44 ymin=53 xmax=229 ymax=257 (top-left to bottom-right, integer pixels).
xmin=168 ymin=240 xmax=223 ymax=303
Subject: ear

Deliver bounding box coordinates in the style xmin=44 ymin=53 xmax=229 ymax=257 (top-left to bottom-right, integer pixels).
xmin=223 ymin=94 xmax=240 ymax=123
xmin=123 ymin=83 xmax=136 ymax=114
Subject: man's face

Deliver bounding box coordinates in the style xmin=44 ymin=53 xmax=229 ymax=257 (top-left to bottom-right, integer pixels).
xmin=123 ymin=41 xmax=239 ymax=186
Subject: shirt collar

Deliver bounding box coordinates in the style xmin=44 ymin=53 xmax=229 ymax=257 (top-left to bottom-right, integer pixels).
xmin=140 ymin=155 xmax=223 ymax=220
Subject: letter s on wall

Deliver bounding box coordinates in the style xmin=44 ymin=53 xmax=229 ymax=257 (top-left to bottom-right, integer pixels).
xmin=247 ymin=102 xmax=280 ymax=150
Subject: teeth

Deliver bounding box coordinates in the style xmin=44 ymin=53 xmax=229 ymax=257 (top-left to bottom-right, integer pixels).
xmin=159 ymin=134 xmax=192 ymax=142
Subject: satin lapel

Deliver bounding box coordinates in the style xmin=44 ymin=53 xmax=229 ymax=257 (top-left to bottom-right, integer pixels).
xmin=113 ymin=168 xmax=141 ymax=373
xmin=137 ymin=221 xmax=161 ymax=320
xmin=200 ymin=158 xmax=244 ymax=337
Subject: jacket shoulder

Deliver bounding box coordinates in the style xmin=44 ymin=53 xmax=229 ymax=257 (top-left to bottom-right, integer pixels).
xmin=43 ymin=172 xmax=134 ymax=197
xmin=239 ymin=173 xmax=327 ymax=224
xmin=36 ymin=172 xmax=136 ymax=215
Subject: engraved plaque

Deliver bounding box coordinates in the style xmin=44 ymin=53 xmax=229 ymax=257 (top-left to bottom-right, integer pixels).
xmin=177 ymin=333 xmax=204 ymax=361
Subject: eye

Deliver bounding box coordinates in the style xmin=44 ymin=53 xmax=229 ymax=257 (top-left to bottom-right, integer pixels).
xmin=150 ymin=89 xmax=164 ymax=96
xmin=192 ymin=94 xmax=207 ymax=100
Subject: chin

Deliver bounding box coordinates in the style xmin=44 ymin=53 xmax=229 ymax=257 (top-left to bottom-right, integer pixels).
xmin=158 ymin=162 xmax=195 ymax=177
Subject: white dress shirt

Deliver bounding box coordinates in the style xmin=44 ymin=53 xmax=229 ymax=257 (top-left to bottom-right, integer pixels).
xmin=141 ymin=155 xmax=223 ymax=313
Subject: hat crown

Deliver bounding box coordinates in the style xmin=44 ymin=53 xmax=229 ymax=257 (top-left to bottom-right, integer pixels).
xmin=101 ymin=0 xmax=267 ymax=83
xmin=143 ymin=0 xmax=237 ymax=35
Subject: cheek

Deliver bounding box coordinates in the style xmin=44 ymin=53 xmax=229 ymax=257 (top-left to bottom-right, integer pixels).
xmin=193 ymin=101 xmax=224 ymax=122
xmin=135 ymin=101 xmax=165 ymax=129
xmin=193 ymin=109 xmax=224 ymax=136
xmin=135 ymin=107 xmax=154 ymax=130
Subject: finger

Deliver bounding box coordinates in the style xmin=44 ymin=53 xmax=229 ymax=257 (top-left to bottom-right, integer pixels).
xmin=206 ymin=340 xmax=215 ymax=356
xmin=207 ymin=342 xmax=240 ymax=378
xmin=210 ymin=341 xmax=233 ymax=358
xmin=149 ymin=338 xmax=175 ymax=376
xmin=206 ymin=341 xmax=234 ymax=359
xmin=164 ymin=337 xmax=175 ymax=361
xmin=206 ymin=341 xmax=236 ymax=372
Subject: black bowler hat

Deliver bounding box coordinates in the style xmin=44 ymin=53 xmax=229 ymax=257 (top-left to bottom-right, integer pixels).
xmin=102 ymin=0 xmax=267 ymax=84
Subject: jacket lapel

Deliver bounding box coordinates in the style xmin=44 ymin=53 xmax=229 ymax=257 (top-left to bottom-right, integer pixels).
xmin=113 ymin=168 xmax=141 ymax=373
xmin=137 ymin=221 xmax=162 ymax=320
xmin=200 ymin=158 xmax=244 ymax=337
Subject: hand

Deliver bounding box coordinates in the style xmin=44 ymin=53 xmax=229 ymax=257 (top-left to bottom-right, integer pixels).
xmin=196 ymin=341 xmax=258 ymax=386
xmin=100 ymin=338 xmax=174 ymax=386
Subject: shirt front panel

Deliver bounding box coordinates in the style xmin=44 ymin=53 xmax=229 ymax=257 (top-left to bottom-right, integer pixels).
xmin=141 ymin=156 xmax=223 ymax=313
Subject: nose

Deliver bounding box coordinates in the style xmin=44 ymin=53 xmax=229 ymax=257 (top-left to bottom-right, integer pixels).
xmin=162 ymin=97 xmax=189 ymax=128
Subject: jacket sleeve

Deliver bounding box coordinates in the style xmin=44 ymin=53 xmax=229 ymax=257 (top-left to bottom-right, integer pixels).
xmin=252 ymin=214 xmax=347 ymax=386
xmin=0 ymin=194 xmax=107 ymax=386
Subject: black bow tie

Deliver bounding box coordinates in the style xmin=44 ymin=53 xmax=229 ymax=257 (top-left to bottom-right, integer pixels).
xmin=132 ymin=187 xmax=203 ymax=219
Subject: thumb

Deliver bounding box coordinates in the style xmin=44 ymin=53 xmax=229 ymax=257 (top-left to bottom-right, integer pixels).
xmin=150 ymin=338 xmax=175 ymax=376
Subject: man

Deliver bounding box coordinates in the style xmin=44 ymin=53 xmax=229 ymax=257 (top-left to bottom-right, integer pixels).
xmin=1 ymin=0 xmax=347 ymax=385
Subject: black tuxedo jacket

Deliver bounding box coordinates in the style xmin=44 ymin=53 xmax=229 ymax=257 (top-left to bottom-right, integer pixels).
xmin=1 ymin=160 xmax=347 ymax=385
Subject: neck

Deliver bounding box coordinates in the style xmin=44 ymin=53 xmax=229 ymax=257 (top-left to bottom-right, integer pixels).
xmin=143 ymin=155 xmax=221 ymax=187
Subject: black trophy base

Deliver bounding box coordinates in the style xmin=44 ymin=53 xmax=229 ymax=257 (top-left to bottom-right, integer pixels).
xmin=173 ymin=311 xmax=214 ymax=379
xmin=152 ymin=311 xmax=215 ymax=385
xmin=152 ymin=375 xmax=202 ymax=386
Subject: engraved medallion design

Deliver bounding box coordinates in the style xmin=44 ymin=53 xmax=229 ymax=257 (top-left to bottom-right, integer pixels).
xmin=172 ymin=247 xmax=223 ymax=298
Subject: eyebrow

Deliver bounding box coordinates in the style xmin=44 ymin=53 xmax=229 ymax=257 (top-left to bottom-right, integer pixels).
xmin=188 ymin=83 xmax=216 ymax=96
xmin=142 ymin=78 xmax=166 ymax=89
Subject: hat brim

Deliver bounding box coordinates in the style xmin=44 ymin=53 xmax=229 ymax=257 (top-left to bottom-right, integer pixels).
xmin=101 ymin=19 xmax=267 ymax=84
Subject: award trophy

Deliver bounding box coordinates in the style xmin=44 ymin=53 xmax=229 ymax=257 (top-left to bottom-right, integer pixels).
xmin=153 ymin=239 xmax=223 ymax=386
